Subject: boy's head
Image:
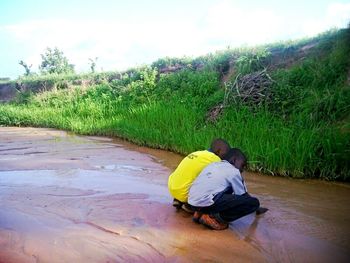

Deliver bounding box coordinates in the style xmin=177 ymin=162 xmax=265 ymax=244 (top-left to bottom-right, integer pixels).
xmin=210 ymin=138 xmax=230 ymax=159
xmin=224 ymin=148 xmax=247 ymax=172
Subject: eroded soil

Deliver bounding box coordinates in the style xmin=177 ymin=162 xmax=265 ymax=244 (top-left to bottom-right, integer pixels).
xmin=0 ymin=127 xmax=349 ymax=262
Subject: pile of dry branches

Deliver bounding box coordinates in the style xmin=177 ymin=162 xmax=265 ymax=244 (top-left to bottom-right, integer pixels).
xmin=206 ymin=69 xmax=273 ymax=123
xmin=223 ymin=69 xmax=273 ymax=105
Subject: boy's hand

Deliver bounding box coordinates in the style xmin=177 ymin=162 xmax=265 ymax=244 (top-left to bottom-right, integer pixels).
xmin=256 ymin=207 xmax=269 ymax=215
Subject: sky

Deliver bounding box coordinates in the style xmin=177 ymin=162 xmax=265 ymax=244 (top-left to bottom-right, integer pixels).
xmin=0 ymin=0 xmax=349 ymax=79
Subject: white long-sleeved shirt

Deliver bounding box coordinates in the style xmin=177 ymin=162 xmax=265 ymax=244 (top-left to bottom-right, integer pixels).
xmin=188 ymin=160 xmax=247 ymax=207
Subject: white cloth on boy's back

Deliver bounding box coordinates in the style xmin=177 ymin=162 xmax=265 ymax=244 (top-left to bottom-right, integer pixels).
xmin=188 ymin=160 xmax=247 ymax=207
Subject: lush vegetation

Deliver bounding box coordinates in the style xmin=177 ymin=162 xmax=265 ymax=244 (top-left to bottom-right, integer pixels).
xmin=0 ymin=28 xmax=349 ymax=180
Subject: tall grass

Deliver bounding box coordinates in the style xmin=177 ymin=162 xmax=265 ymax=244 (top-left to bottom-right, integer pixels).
xmin=0 ymin=91 xmax=347 ymax=180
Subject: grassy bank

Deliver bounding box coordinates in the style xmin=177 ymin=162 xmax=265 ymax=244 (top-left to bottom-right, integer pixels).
xmin=1 ymin=28 xmax=349 ymax=180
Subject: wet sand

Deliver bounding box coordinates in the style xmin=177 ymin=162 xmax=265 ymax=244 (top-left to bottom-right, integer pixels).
xmin=0 ymin=127 xmax=349 ymax=262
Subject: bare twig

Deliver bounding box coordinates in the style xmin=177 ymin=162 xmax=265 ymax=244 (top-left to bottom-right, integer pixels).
xmin=224 ymin=68 xmax=273 ymax=104
xmin=206 ymin=69 xmax=274 ymax=123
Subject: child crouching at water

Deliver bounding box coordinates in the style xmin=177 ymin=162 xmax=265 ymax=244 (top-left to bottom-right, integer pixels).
xmin=188 ymin=148 xmax=268 ymax=230
xmin=168 ymin=138 xmax=230 ymax=212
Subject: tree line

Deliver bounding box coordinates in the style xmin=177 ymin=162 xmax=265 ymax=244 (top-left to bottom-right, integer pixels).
xmin=19 ymin=47 xmax=98 ymax=76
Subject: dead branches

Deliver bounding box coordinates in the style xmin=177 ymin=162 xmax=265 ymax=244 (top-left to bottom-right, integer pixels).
xmin=206 ymin=69 xmax=274 ymax=123
xmin=224 ymin=69 xmax=274 ymax=106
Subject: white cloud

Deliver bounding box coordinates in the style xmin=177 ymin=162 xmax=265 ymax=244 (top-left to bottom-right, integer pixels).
xmin=327 ymin=2 xmax=350 ymax=26
xmin=200 ymin=1 xmax=288 ymax=48
xmin=3 ymin=19 xmax=140 ymax=72
xmin=1 ymin=1 xmax=349 ymax=77
xmin=2 ymin=18 xmax=205 ymax=73
xmin=303 ymin=2 xmax=350 ymax=36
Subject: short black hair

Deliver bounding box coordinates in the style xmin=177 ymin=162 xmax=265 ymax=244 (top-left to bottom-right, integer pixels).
xmin=210 ymin=138 xmax=230 ymax=159
xmin=224 ymin=148 xmax=247 ymax=165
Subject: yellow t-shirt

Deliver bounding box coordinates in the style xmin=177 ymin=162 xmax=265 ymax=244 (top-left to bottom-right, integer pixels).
xmin=168 ymin=150 xmax=221 ymax=202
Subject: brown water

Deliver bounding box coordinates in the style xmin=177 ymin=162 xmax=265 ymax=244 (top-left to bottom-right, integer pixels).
xmin=0 ymin=127 xmax=349 ymax=263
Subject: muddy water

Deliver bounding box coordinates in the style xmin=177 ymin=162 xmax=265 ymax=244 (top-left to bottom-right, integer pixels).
xmin=0 ymin=127 xmax=349 ymax=263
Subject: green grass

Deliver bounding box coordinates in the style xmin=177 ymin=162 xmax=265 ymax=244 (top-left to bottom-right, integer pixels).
xmin=0 ymin=27 xmax=349 ymax=181
xmin=1 ymin=90 xmax=348 ymax=180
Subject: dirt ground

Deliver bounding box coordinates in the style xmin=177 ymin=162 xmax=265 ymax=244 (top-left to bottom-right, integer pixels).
xmin=0 ymin=127 xmax=349 ymax=262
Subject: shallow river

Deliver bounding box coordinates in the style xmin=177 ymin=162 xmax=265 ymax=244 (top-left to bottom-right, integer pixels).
xmin=0 ymin=127 xmax=349 ymax=262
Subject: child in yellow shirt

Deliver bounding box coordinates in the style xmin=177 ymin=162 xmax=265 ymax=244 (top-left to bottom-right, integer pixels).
xmin=168 ymin=138 xmax=230 ymax=211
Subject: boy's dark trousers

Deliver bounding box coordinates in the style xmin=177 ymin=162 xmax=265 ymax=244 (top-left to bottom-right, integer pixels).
xmin=199 ymin=192 xmax=260 ymax=222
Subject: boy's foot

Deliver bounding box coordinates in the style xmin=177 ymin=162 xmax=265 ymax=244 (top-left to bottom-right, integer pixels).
xmin=192 ymin=211 xmax=203 ymax=223
xmin=256 ymin=207 xmax=269 ymax=215
xmin=172 ymin=199 xmax=183 ymax=209
xmin=181 ymin=203 xmax=194 ymax=214
xmin=199 ymin=214 xmax=228 ymax=230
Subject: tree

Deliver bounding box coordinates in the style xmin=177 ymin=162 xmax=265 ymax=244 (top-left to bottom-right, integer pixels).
xmin=88 ymin=57 xmax=98 ymax=73
xmin=39 ymin=47 xmax=75 ymax=74
xmin=19 ymin=60 xmax=32 ymax=76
